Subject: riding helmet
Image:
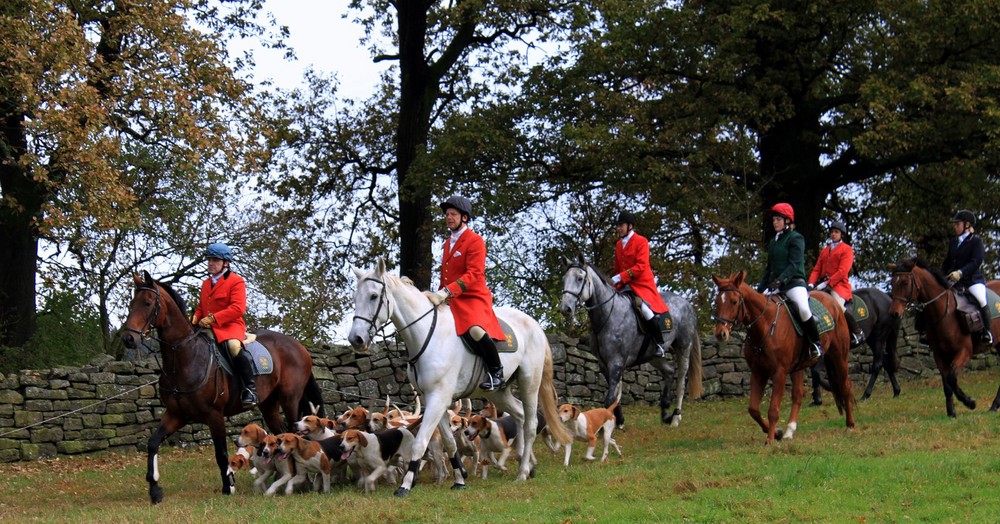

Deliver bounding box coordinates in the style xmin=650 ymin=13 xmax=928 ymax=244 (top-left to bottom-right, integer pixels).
xmin=770 ymin=202 xmax=795 ymax=222
xmin=204 ymin=242 xmax=234 ymax=261
xmin=616 ymin=211 xmax=637 ymax=227
xmin=951 ymin=209 xmax=976 ymax=225
xmin=440 ymin=195 xmax=473 ymax=220
xmin=829 ymin=220 xmax=847 ymax=234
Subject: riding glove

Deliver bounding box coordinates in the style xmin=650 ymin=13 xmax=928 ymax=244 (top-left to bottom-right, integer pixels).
xmin=424 ymin=289 xmax=450 ymax=306
xmin=948 ymin=270 xmax=962 ymax=282
xmin=611 ymin=274 xmax=622 ymax=285
xmin=197 ymin=314 xmax=214 ymax=328
xmin=815 ymin=281 xmax=829 ymax=291
xmin=768 ymin=280 xmax=782 ymax=291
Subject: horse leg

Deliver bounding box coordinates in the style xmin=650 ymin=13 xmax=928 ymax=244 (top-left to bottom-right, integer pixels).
xmin=746 ymin=372 xmax=770 ymax=438
xmin=260 ymin=400 xmax=285 ymax=435
xmin=808 ymin=364 xmax=823 ymax=406
xmin=946 ymin=370 xmax=976 ymax=411
xmin=667 ymin=347 xmax=689 ymax=427
xmin=783 ymin=370 xmax=805 ymax=440
xmin=146 ymin=411 xmax=184 ymax=504
xmin=207 ymin=415 xmax=233 ymax=496
xmin=605 ymin=365 xmax=626 ymax=429
xmin=989 ymin=382 xmax=1000 ymax=412
xmin=396 ymin=391 xmax=452 ymax=496
xmin=765 ymin=370 xmax=787 ymax=444
xmin=861 ymin=341 xmax=883 ymax=401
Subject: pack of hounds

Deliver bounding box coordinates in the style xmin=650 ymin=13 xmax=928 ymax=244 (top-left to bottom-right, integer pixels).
xmin=227 ymin=390 xmax=624 ymax=495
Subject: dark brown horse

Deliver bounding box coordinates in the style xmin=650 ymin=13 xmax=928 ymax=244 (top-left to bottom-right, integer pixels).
xmin=888 ymin=257 xmax=1000 ymax=417
xmin=120 ymin=271 xmax=323 ymax=504
xmin=712 ymin=271 xmax=855 ymax=444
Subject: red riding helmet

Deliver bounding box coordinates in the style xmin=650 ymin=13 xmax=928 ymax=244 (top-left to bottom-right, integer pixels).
xmin=770 ymin=203 xmax=795 ymax=222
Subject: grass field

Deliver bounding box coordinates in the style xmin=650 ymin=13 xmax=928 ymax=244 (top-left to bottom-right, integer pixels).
xmin=3 ymin=371 xmax=1000 ymax=523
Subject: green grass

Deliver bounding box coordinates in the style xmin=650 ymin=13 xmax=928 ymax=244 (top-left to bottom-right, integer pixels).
xmin=4 ymin=372 xmax=1000 ymax=523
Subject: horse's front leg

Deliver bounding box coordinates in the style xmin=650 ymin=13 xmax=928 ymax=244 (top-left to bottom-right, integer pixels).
xmin=934 ymin=356 xmax=958 ymax=417
xmin=396 ymin=391 xmax=451 ymax=497
xmin=604 ymin=364 xmax=625 ymax=429
xmin=765 ymin=370 xmax=787 ymax=444
xmin=861 ymin=343 xmax=882 ymax=401
xmin=746 ymin=371 xmax=770 ymax=437
xmin=658 ymin=350 xmax=686 ymax=426
xmin=783 ymin=370 xmax=805 ymax=440
xmin=146 ymin=411 xmax=184 ymax=504
xmin=206 ymin=415 xmax=233 ymax=495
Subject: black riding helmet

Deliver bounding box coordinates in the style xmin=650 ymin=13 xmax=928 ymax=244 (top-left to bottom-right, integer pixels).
xmin=829 ymin=221 xmax=847 ymax=235
xmin=616 ymin=211 xmax=637 ymax=227
xmin=440 ymin=195 xmax=473 ymax=221
xmin=951 ymin=209 xmax=976 ymax=225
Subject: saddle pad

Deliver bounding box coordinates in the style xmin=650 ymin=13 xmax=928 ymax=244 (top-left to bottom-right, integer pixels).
xmin=789 ymin=297 xmax=835 ymax=336
xmin=988 ymin=289 xmax=1000 ymax=320
xmin=659 ymin=310 xmax=673 ymax=332
xmin=212 ymin=339 xmax=274 ymax=376
xmin=847 ymin=295 xmax=870 ymax=322
xmin=462 ymin=318 xmax=519 ymax=354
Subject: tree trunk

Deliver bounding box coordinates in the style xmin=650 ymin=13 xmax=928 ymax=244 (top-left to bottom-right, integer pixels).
xmin=0 ymin=102 xmax=40 ymax=347
xmin=395 ymin=1 xmax=437 ymax=290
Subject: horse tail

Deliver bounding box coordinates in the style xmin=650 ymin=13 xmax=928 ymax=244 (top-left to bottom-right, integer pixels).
xmin=298 ymin=374 xmax=326 ymax=419
xmin=540 ymin=345 xmax=573 ymax=445
xmin=687 ymin=336 xmax=704 ymax=399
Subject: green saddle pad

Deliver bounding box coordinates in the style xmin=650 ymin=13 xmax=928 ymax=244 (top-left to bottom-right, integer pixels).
xmin=462 ymin=317 xmax=519 ymax=354
xmin=789 ymin=297 xmax=836 ymax=336
xmin=847 ymin=295 xmax=870 ymax=322
xmin=987 ymin=289 xmax=1000 ymax=320
xmin=657 ymin=310 xmax=673 ymax=332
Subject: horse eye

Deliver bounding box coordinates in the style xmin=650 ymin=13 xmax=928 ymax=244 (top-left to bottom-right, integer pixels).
xmin=369 ymin=293 xmax=379 ymax=301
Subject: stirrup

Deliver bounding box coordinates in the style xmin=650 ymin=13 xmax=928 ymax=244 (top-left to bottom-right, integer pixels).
xmin=982 ymin=331 xmax=994 ymax=345
xmin=653 ymin=343 xmax=666 ymax=358
xmin=850 ymin=332 xmax=864 ymax=348
xmin=805 ymin=344 xmax=822 ymax=360
xmin=480 ymin=372 xmax=505 ymax=391
xmin=241 ymin=389 xmax=258 ymax=408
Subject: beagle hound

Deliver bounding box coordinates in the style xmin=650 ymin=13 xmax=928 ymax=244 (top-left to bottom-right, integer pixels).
xmin=339 ymin=428 xmax=415 ymax=494
xmin=275 ymin=433 xmax=332 ymax=494
xmin=557 ymin=394 xmax=622 ymax=466
xmin=295 ymin=415 xmax=339 ymax=441
xmin=258 ymin=433 xmax=297 ymax=495
xmin=464 ymin=414 xmax=518 ymax=479
xmin=237 ymin=423 xmax=295 ymax=495
xmin=337 ymin=406 xmax=371 ymax=432
xmin=225 ymin=446 xmax=257 ymax=493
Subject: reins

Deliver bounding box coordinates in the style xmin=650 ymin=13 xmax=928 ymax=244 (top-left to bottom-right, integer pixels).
xmin=891 ymin=270 xmax=954 ymax=329
xmin=563 ymin=263 xmax=619 ymax=334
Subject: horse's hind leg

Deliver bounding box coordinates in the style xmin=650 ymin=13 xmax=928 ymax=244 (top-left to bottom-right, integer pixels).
xmin=989 ymin=382 xmax=1000 ymax=412
xmin=746 ymin=372 xmax=771 ymax=439
xmin=946 ymin=371 xmax=976 ymax=411
xmin=207 ymin=415 xmax=233 ymax=496
xmin=783 ymin=370 xmax=805 ymax=440
xmin=147 ymin=412 xmax=184 ymax=504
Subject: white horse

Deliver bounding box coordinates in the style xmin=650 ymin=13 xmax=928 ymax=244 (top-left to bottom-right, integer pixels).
xmin=348 ymin=260 xmax=571 ymax=496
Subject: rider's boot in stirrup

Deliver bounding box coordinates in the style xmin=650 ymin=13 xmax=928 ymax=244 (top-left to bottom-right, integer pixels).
xmin=802 ymin=317 xmax=823 ymax=360
xmin=235 ymin=349 xmax=259 ymax=408
xmin=648 ymin=316 xmax=666 ymax=358
xmin=980 ymin=305 xmax=994 ymax=345
xmin=477 ymin=336 xmax=506 ymax=391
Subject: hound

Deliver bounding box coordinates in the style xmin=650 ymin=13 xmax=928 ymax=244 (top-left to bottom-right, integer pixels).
xmin=337 ymin=406 xmax=371 ymax=432
xmin=237 ymin=423 xmax=294 ymax=495
xmin=557 ymin=392 xmax=622 ymax=466
xmin=275 ymin=433 xmax=332 ymax=494
xmin=339 ymin=428 xmax=415 ymax=494
xmin=464 ymin=414 xmax=518 ymax=480
xmin=295 ymin=415 xmax=339 ymax=441
xmin=449 ymin=407 xmax=480 ymax=474
xmin=225 ymin=446 xmax=257 ymax=493
xmin=259 ymin=433 xmax=297 ymax=495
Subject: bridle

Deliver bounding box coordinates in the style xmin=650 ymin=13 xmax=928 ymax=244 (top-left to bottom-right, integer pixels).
xmin=714 ymin=286 xmax=773 ymax=335
xmin=352 ymin=276 xmax=438 ymax=365
xmin=562 ymin=263 xmax=616 ymax=312
xmin=123 ymin=285 xmax=163 ymax=343
xmin=890 ymin=271 xmax=951 ymax=313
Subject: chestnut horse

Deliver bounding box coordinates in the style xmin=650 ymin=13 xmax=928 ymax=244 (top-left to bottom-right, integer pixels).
xmin=888 ymin=257 xmax=1000 ymax=417
xmin=120 ymin=271 xmax=323 ymax=504
xmin=712 ymin=271 xmax=855 ymax=444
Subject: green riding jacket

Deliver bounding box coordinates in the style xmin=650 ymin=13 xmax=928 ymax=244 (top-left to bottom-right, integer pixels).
xmin=757 ymin=229 xmax=807 ymax=292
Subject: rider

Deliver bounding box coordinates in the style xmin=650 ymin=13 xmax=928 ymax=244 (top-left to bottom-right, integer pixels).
xmin=757 ymin=203 xmax=823 ymax=360
xmin=611 ymin=211 xmax=670 ymax=358
xmin=808 ymin=220 xmax=865 ymax=348
xmin=192 ymin=243 xmax=257 ymax=408
xmin=943 ymin=209 xmax=993 ymax=345
xmin=425 ymin=195 xmax=507 ymax=391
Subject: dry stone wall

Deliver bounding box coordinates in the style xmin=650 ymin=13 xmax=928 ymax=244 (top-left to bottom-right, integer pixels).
xmin=0 ymin=319 xmax=994 ymax=462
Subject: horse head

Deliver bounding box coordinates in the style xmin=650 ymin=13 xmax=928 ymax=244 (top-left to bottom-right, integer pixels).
xmin=711 ymin=271 xmax=750 ymax=342
xmin=348 ymin=259 xmax=392 ymax=352
xmin=558 ymin=255 xmax=594 ymax=317
xmin=121 ymin=271 xmax=164 ymax=350
xmin=888 ymin=256 xmax=944 ymax=319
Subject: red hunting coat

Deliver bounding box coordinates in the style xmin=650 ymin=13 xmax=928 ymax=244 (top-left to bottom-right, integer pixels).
xmin=438 ymin=229 xmax=504 ymax=339
xmin=808 ymin=241 xmax=854 ymax=301
xmin=194 ymin=270 xmax=247 ymax=342
xmin=613 ymin=232 xmax=669 ymax=314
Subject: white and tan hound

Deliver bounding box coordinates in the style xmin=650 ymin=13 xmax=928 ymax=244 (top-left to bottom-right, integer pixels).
xmin=237 ymin=423 xmax=295 ymax=495
xmin=275 ymin=433 xmax=332 ymax=494
xmin=557 ymin=392 xmax=622 ymax=466
xmin=464 ymin=414 xmax=518 ymax=480
xmin=339 ymin=428 xmax=415 ymax=494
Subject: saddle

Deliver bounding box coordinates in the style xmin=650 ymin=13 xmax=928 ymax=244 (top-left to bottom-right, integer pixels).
xmin=777 ymin=295 xmax=836 ymax=336
xmin=204 ymin=331 xmax=274 ymax=377
xmin=815 ymin=286 xmax=868 ymax=322
xmin=459 ymin=318 xmax=519 ymax=355
xmin=623 ymin=291 xmax=673 ymax=335
xmin=952 ymin=288 xmax=1000 ymax=334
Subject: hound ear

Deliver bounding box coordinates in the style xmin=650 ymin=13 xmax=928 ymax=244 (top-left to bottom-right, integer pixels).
xmin=143 ymin=270 xmax=154 ymax=286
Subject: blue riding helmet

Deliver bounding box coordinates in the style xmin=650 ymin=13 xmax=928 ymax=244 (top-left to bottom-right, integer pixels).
xmin=204 ymin=243 xmax=233 ymax=261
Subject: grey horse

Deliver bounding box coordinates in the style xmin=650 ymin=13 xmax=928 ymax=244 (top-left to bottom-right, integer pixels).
xmin=558 ymin=256 xmax=703 ymax=427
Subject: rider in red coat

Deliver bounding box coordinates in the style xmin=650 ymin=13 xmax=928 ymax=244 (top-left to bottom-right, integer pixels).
xmin=425 ymin=195 xmax=506 ymax=391
xmin=808 ymin=221 xmax=864 ymax=347
xmin=612 ymin=211 xmax=669 ymax=357
xmin=192 ymin=243 xmax=256 ymax=408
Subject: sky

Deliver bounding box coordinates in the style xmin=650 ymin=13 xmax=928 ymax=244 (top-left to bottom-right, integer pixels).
xmin=247 ymin=1 xmax=384 ymax=98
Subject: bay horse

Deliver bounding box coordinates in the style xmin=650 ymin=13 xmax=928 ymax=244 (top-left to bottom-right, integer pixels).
xmin=809 ymin=287 xmax=902 ymax=403
xmin=347 ymin=260 xmax=571 ymax=496
xmin=888 ymin=256 xmax=1000 ymax=417
xmin=557 ymin=257 xmax=703 ymax=428
xmin=120 ymin=271 xmax=323 ymax=504
xmin=712 ymin=271 xmax=855 ymax=444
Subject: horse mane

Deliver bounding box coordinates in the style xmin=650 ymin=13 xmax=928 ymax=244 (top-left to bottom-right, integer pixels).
xmin=894 ymin=256 xmax=950 ymax=287
xmin=400 ymin=276 xmax=415 ymax=286
xmin=156 ymin=279 xmax=188 ymax=314
xmin=584 ymin=263 xmax=615 ymax=287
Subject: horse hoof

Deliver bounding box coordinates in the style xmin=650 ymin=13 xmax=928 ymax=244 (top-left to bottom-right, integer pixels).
xmin=967 ymin=398 xmax=977 ymax=410
xmin=450 ymin=483 xmax=466 ymax=490
xmin=394 ymin=487 xmax=410 ymax=497
xmin=150 ymin=486 xmax=164 ymax=505
xmin=774 ymin=428 xmax=784 ymax=440
xmin=809 ymin=400 xmax=822 ymax=407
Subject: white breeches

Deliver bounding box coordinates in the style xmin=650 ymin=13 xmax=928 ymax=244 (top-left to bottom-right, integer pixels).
xmin=830 ymin=290 xmax=847 ymax=311
xmin=785 ymin=286 xmax=812 ymax=321
xmin=969 ymin=283 xmax=988 ymax=308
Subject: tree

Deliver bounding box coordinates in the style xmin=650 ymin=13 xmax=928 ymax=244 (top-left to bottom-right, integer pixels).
xmin=0 ymin=0 xmax=276 ymax=348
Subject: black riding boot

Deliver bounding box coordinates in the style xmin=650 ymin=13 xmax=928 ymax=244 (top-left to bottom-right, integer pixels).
xmin=476 ymin=336 xmax=506 ymax=391
xmin=235 ymin=350 xmax=258 ymax=408
xmin=802 ymin=317 xmax=823 ymax=360
xmin=980 ymin=305 xmax=994 ymax=345
xmin=845 ymin=313 xmax=864 ymax=348
xmin=648 ymin=316 xmax=666 ymax=358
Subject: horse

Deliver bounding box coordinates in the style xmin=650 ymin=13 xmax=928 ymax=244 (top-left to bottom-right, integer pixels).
xmin=557 ymin=257 xmax=702 ymax=428
xmin=888 ymin=256 xmax=1000 ymax=417
xmin=347 ymin=260 xmax=572 ymax=497
xmin=712 ymin=271 xmax=855 ymax=444
xmin=120 ymin=271 xmax=323 ymax=504
xmin=809 ymin=287 xmax=903 ymax=404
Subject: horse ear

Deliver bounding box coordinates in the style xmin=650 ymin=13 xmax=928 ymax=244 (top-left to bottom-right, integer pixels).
xmin=143 ymin=270 xmax=154 ymax=286
xmin=562 ymin=256 xmax=571 ymax=268
xmin=711 ymin=274 xmax=722 ymax=286
xmin=352 ymin=266 xmax=365 ymax=279
xmin=376 ymin=258 xmax=387 ymax=276
xmin=577 ymin=253 xmax=585 ymax=265
xmin=132 ymin=273 xmax=143 ymax=285
xmin=734 ymin=271 xmax=746 ymax=286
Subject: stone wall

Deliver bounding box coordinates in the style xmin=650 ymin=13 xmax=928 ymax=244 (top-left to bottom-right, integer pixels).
xmin=0 ymin=319 xmax=995 ymax=462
